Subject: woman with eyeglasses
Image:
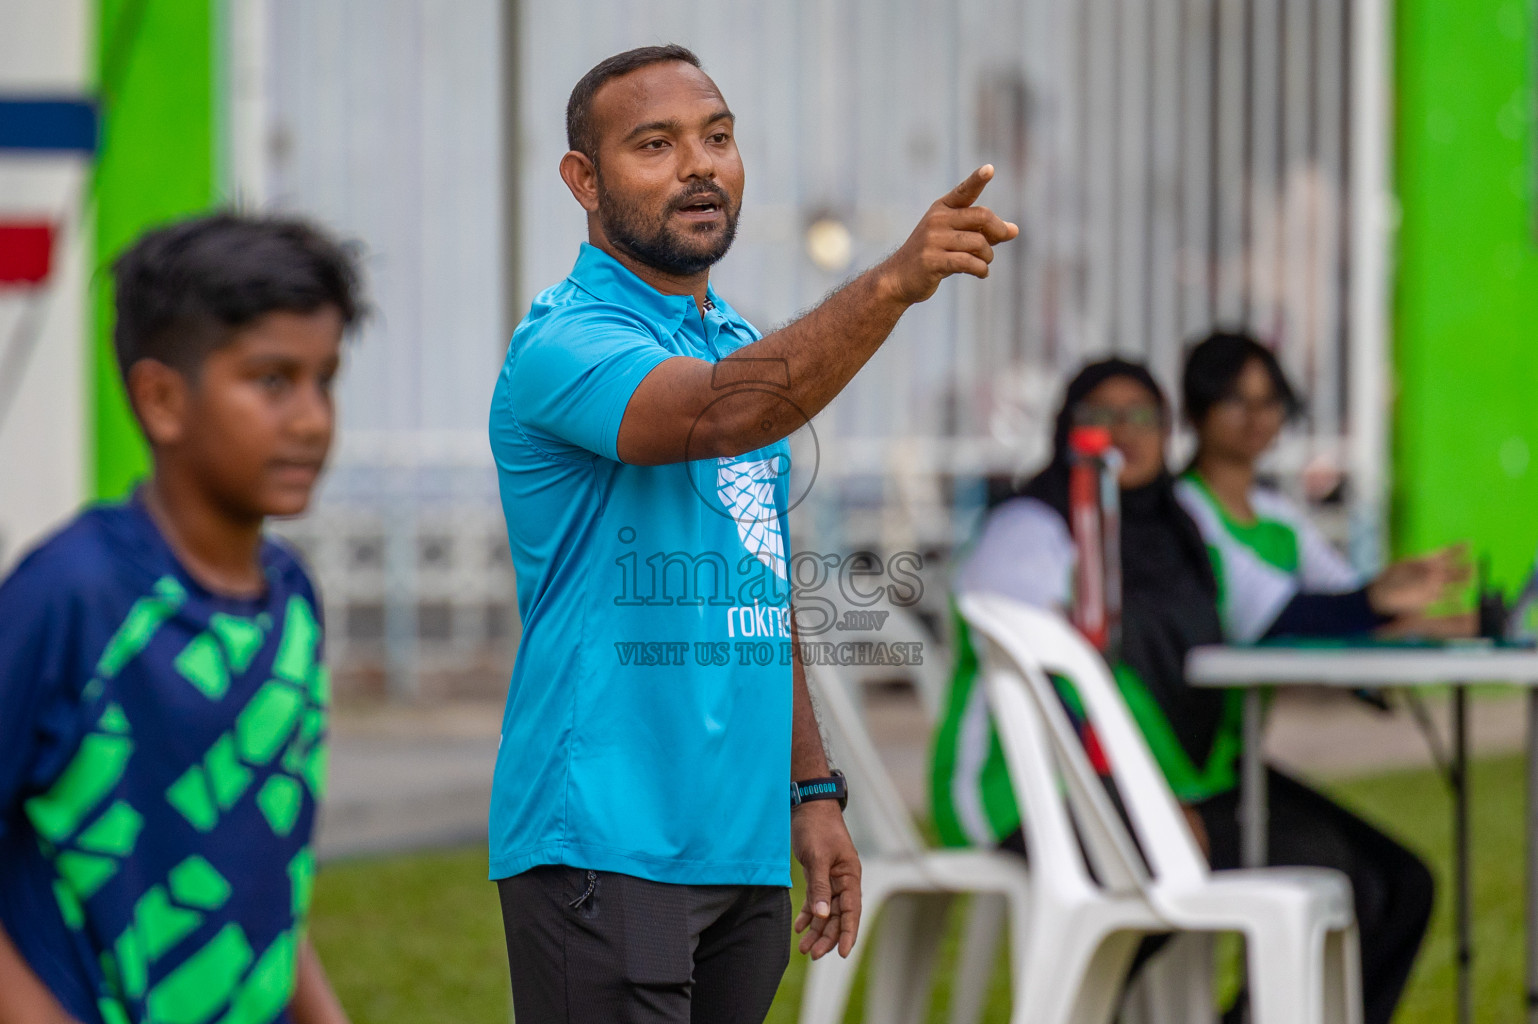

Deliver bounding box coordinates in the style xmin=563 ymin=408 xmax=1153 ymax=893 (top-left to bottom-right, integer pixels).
xmin=1176 ymin=331 xmax=1468 ymax=644
xmin=932 ymin=356 xmax=1434 ymax=1024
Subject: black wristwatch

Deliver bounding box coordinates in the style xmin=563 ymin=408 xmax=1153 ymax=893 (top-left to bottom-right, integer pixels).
xmin=790 ymin=769 xmax=847 ymax=811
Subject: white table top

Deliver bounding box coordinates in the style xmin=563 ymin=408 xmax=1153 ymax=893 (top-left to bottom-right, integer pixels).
xmin=1187 ymin=643 xmax=1538 ymax=687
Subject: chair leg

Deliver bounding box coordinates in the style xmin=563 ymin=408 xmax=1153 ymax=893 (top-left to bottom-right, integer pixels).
xmin=1244 ymin=925 xmax=1321 ymax=1024
xmin=867 ymin=892 xmax=953 ymax=1024
xmin=1323 ymin=926 xmax=1363 ymax=1024
xmin=1121 ymin=932 xmax=1215 ymax=1024
xmin=1069 ymin=930 xmax=1144 ymax=1024
xmin=1119 ymin=969 xmax=1153 ymax=1024
xmin=1011 ymin=935 xmax=1086 ymax=1024
xmin=1008 ymin=910 xmax=1131 ymax=1024
xmin=902 ymin=892 xmax=955 ymax=1024
xmin=948 ymin=894 xmax=1007 ymax=1024
xmin=802 ymin=886 xmax=889 ymax=1024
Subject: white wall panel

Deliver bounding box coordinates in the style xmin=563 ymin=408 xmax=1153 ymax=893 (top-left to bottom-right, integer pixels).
xmin=0 ymin=0 xmax=91 ymax=572
xmin=264 ymin=0 xmax=505 ymax=442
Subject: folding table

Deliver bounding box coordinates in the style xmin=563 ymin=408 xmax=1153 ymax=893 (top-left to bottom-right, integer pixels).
xmin=1188 ymin=642 xmax=1538 ymax=1024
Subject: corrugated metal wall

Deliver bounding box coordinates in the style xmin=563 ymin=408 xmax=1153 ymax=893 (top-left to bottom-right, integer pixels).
xmin=515 ymin=0 xmax=1383 ymax=557
xmin=264 ymin=0 xmax=506 ymax=445
xmin=252 ymin=0 xmax=510 ymax=695
xmin=245 ymin=0 xmax=1389 ymax=694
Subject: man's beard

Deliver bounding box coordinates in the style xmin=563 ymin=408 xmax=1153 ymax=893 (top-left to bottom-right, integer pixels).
xmin=596 ymin=175 xmax=739 ymax=277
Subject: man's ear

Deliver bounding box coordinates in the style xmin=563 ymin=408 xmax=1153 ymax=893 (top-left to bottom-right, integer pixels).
xmin=559 ymin=150 xmax=601 ymax=213
xmin=127 ymin=359 xmax=190 ymax=447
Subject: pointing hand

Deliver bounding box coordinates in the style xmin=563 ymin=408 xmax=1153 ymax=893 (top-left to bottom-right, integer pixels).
xmin=875 ymin=164 xmax=1021 ymax=306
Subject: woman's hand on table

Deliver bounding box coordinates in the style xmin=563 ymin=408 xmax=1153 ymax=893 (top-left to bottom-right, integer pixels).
xmin=1368 ymin=544 xmax=1472 ymax=618
xmin=1375 ymin=610 xmax=1479 ymax=640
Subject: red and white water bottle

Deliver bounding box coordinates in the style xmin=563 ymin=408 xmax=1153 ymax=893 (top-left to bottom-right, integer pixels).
xmin=1067 ymin=426 xmax=1122 ymax=656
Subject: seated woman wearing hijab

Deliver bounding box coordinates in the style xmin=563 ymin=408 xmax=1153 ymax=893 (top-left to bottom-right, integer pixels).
xmin=932 ymin=358 xmax=1438 ymax=1024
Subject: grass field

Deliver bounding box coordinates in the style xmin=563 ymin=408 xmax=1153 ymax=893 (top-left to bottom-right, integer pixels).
xmin=310 ymin=755 xmax=1528 ymax=1023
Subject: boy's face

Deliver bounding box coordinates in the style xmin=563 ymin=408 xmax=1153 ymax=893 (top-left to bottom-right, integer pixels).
xmin=137 ymin=307 xmax=343 ymax=521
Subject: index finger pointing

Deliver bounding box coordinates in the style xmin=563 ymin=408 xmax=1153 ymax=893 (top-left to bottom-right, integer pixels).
xmin=941 ymin=164 xmax=995 ymax=208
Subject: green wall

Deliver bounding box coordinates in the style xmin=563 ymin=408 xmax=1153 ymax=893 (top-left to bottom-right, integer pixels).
xmin=1394 ymin=0 xmax=1538 ymax=588
xmin=90 ymin=0 xmax=218 ymax=499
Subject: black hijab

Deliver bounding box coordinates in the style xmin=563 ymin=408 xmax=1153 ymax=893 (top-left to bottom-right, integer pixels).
xmin=1016 ymin=359 xmax=1229 ymax=770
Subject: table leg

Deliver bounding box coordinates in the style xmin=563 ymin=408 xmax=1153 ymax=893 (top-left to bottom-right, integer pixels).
xmin=1454 ymin=686 xmax=1471 ymax=1024
xmin=1527 ymin=687 xmax=1538 ymax=1024
xmin=1242 ymin=688 xmax=1266 ymax=869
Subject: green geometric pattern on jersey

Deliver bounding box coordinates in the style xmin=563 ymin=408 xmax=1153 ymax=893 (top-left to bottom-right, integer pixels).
xmin=23 ymin=578 xmax=329 ymax=1024
xmin=932 ymin=607 xmax=1245 ymax=847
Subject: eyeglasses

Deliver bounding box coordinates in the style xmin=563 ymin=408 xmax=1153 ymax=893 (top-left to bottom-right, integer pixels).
xmin=1072 ymin=405 xmax=1164 ymax=431
xmin=1212 ymin=393 xmax=1286 ymax=417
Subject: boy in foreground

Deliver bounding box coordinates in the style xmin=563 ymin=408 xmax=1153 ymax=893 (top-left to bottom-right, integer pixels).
xmin=0 ymin=214 xmax=360 ymax=1024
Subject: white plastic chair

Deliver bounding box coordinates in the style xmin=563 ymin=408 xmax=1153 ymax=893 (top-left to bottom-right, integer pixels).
xmin=798 ymin=659 xmax=1034 ymax=1024
xmin=820 ymin=588 xmax=951 ymax=720
xmin=960 ymin=594 xmax=1362 ymax=1024
xmin=1120 ymin=933 xmax=1218 ymax=1024
xmin=966 ymin=648 xmax=1181 ymax=1024
xmin=808 ymin=597 xmax=1008 ymax=1024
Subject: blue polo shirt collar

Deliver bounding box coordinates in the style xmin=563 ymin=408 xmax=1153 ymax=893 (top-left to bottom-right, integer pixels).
xmin=568 ymin=242 xmax=723 ymax=337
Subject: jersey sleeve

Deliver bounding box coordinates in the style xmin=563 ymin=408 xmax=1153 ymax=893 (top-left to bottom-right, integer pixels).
xmin=498 ymin=305 xmax=678 ymax=462
xmin=0 ymin=553 xmax=75 ymax=839
xmin=1294 ymin=513 xmax=1362 ymax=592
xmin=953 ymin=498 xmax=1074 ymax=609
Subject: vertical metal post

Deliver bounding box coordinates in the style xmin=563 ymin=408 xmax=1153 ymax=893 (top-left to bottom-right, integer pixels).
xmin=1212 ymin=0 xmax=1247 ymax=327
xmin=226 ymin=0 xmax=270 ymax=207
xmin=500 ymin=0 xmax=522 ymax=345
xmin=384 ymin=465 xmax=419 ymax=701
xmin=1242 ymin=687 xmax=1267 ymax=868
xmin=1347 ymin=0 xmax=1392 ymax=573
xmin=1454 ymin=686 xmax=1472 ymax=1024
xmin=1526 ymin=687 xmax=1538 ymax=1024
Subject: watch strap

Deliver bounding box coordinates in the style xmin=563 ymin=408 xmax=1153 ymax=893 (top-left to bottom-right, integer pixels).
xmin=790 ymin=770 xmax=847 ymax=811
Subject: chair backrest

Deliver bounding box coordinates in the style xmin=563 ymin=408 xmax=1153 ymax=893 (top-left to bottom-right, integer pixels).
xmin=820 ymin=589 xmax=951 ymax=723
xmin=959 ymin=594 xmax=1211 ymax=892
xmin=803 ymin=659 xmax=929 ymax=858
xmin=965 ymin=614 xmax=1152 ymax=894
xmin=976 ymin=651 xmax=1146 ymax=894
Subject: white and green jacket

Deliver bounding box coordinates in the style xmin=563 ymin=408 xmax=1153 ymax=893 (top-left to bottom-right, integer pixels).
xmin=932 ymin=479 xmax=1363 ymax=849
xmin=930 ymin=497 xmax=1243 ymax=848
xmin=1173 ymin=473 xmax=1360 ymax=643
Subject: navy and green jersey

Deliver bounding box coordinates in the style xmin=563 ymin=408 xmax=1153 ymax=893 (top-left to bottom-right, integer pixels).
xmin=1174 ymin=474 xmax=1360 ymax=643
xmin=931 ymin=497 xmax=1242 ymax=847
xmin=0 ymin=495 xmax=329 ymax=1024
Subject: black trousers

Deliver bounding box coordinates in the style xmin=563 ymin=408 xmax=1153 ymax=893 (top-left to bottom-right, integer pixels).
xmin=1195 ymin=769 xmax=1435 ymax=1024
xmin=497 ymin=865 xmax=791 ymax=1024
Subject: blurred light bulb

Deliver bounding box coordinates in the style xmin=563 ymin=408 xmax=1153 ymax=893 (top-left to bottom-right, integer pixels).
xmin=805 ymin=217 xmax=853 ymax=273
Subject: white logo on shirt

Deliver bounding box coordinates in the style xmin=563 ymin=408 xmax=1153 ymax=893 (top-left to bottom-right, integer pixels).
xmin=716 ymin=456 xmax=788 ymax=582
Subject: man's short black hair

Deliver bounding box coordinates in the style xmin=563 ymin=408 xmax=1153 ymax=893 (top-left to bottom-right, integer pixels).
xmin=112 ymin=212 xmax=363 ymax=386
xmin=1182 ymin=330 xmax=1302 ymax=424
xmin=566 ymin=44 xmax=702 ymax=162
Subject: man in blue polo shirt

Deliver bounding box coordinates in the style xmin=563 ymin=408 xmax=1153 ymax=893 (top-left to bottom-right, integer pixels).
xmin=489 ymin=43 xmax=1018 ymax=1023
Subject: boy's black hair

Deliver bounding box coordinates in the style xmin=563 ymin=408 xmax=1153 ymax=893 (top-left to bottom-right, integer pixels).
xmin=566 ymin=44 xmax=702 ymax=163
xmin=112 ymin=212 xmax=363 ymax=386
xmin=1181 ymin=330 xmax=1302 ymax=425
